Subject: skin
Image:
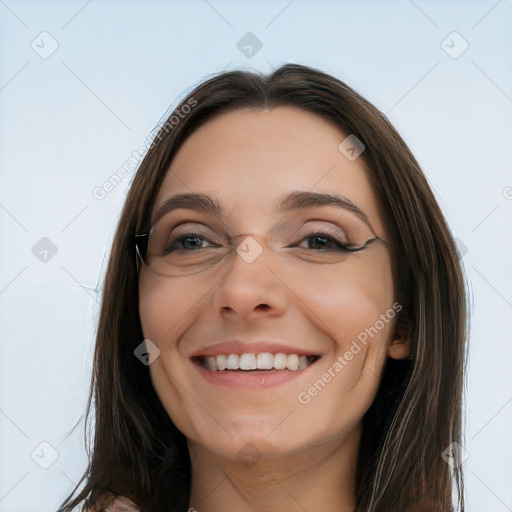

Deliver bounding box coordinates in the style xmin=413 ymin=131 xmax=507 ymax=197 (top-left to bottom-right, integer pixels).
xmin=138 ymin=106 xmax=410 ymax=512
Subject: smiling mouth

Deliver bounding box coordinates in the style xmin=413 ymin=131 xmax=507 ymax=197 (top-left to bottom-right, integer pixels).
xmin=192 ymin=353 xmax=321 ymax=372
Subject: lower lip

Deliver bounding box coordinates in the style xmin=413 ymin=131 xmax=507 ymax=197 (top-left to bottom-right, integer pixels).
xmin=192 ymin=359 xmax=319 ymax=388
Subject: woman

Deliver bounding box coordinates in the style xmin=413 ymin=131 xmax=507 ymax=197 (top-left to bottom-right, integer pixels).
xmin=58 ymin=63 xmax=467 ymax=512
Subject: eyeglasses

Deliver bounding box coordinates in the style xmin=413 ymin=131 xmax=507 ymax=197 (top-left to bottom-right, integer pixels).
xmin=134 ymin=209 xmax=385 ymax=278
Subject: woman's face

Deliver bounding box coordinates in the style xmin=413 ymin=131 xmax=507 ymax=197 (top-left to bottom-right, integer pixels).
xmin=139 ymin=106 xmax=407 ymax=464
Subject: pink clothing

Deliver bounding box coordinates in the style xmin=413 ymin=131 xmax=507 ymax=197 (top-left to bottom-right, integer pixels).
xmin=101 ymin=496 xmax=141 ymax=512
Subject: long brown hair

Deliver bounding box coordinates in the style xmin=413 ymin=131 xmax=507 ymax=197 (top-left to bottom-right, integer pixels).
xmin=58 ymin=63 xmax=468 ymax=512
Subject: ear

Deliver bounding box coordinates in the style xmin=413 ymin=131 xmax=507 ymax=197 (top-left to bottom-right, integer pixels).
xmin=387 ymin=337 xmax=411 ymax=360
xmin=387 ymin=312 xmax=412 ymax=360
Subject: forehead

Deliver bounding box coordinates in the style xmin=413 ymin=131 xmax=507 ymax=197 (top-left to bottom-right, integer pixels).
xmin=153 ymin=106 xmax=386 ymax=236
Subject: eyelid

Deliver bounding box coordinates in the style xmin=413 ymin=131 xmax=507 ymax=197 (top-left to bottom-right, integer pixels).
xmin=287 ymin=220 xmax=348 ymax=240
xmin=294 ymin=225 xmax=348 ymax=245
xmin=160 ymin=214 xmax=354 ymax=241
xmin=296 ymin=219 xmax=347 ymax=232
xmin=168 ymin=221 xmax=220 ymax=237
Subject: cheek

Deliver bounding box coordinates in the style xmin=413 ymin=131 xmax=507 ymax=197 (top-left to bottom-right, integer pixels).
xmin=138 ymin=269 xmax=211 ymax=438
xmin=292 ymin=255 xmax=395 ymax=414
xmin=138 ymin=269 xmax=206 ymax=341
xmin=295 ymin=253 xmax=395 ymax=343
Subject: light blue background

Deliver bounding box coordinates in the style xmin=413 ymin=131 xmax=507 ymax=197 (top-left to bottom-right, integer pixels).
xmin=1 ymin=1 xmax=511 ymax=510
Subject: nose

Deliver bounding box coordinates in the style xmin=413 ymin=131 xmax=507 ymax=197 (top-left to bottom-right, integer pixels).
xmin=212 ymin=233 xmax=289 ymax=321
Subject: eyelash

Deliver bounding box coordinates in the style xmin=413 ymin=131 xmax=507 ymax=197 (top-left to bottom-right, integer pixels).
xmin=164 ymin=229 xmax=349 ymax=253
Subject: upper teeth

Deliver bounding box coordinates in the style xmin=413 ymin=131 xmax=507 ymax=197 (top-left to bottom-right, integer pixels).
xmin=202 ymin=353 xmax=312 ymax=371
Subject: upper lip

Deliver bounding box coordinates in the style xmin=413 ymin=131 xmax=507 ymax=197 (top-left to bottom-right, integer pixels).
xmin=189 ymin=340 xmax=320 ymax=358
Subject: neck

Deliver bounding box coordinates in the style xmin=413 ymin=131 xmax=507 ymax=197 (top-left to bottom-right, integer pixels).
xmin=187 ymin=425 xmax=360 ymax=512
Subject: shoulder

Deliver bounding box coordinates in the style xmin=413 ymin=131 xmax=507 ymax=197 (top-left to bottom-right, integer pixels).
xmin=99 ymin=496 xmax=141 ymax=512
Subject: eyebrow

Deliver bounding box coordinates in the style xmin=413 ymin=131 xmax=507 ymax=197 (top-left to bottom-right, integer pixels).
xmin=151 ymin=191 xmax=371 ymax=227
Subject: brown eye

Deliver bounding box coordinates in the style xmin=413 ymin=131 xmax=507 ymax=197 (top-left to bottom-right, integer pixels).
xmin=303 ymin=232 xmax=348 ymax=251
xmin=291 ymin=223 xmax=349 ymax=252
